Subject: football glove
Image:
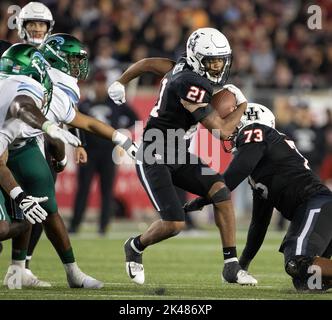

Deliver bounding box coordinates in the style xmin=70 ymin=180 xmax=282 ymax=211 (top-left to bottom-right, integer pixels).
xmin=14 ymin=192 xmax=48 ymax=224
xmin=223 ymin=84 xmax=247 ymax=106
xmin=112 ymin=131 xmax=138 ymax=159
xmin=108 ymin=81 xmax=126 ymax=105
xmin=42 ymin=121 xmax=81 ymax=147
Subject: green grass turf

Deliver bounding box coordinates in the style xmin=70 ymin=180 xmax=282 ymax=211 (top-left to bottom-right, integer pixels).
xmin=0 ymin=228 xmax=331 ymax=300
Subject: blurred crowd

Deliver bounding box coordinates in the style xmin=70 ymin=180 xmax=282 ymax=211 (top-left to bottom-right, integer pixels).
xmin=1 ymin=0 xmax=332 ymax=88
xmin=1 ymin=0 xmax=332 ymax=230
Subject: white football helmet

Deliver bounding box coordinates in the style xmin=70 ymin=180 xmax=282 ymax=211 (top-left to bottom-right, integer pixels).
xmin=222 ymin=103 xmax=275 ymax=153
xmin=238 ymin=103 xmax=275 ymax=133
xmin=17 ymin=2 xmax=55 ymax=46
xmin=186 ymin=28 xmax=232 ymax=84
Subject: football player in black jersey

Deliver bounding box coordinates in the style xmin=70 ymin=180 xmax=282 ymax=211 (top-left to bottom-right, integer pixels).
xmin=110 ymin=27 xmax=258 ymax=286
xmin=184 ymin=103 xmax=332 ymax=291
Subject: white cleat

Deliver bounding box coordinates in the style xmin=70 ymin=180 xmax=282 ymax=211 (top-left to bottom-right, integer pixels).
xmin=124 ymin=237 xmax=145 ymax=285
xmin=126 ymin=261 xmax=145 ymax=285
xmin=23 ymin=269 xmax=52 ymax=287
xmin=3 ymin=266 xmax=51 ymax=288
xmin=222 ymin=269 xmax=258 ymax=286
xmin=66 ymin=267 xmax=104 ymax=289
xmin=236 ymin=270 xmax=258 ymax=285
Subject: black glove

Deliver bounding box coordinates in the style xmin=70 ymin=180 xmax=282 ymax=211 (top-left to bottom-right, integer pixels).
xmin=183 ymin=197 xmax=211 ymax=213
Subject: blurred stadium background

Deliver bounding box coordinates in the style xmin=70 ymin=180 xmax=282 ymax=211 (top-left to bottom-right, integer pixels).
xmin=0 ymin=0 xmax=332 ymax=233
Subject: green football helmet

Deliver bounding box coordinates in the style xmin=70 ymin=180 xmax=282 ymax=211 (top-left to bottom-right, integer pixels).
xmin=0 ymin=43 xmax=53 ymax=113
xmin=39 ymin=33 xmax=89 ymax=80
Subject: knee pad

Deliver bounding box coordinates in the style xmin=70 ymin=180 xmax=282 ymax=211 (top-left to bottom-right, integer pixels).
xmin=285 ymin=255 xmax=315 ymax=280
xmin=211 ymin=186 xmax=231 ymax=204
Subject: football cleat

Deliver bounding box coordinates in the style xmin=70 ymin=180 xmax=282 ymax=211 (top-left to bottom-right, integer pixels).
xmin=3 ymin=265 xmax=52 ymax=288
xmin=65 ymin=263 xmax=104 ymax=289
xmin=23 ymin=269 xmax=52 ymax=287
xmin=234 ymin=270 xmax=258 ymax=286
xmin=222 ymin=260 xmax=258 ymax=286
xmin=124 ymin=237 xmax=145 ymax=285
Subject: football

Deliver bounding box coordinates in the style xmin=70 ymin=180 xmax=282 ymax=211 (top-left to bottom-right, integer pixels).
xmin=211 ymin=88 xmax=237 ymax=118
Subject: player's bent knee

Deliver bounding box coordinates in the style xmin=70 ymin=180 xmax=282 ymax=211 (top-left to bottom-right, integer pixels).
xmin=209 ymin=185 xmax=231 ymax=205
xmin=0 ymin=221 xmax=10 ymax=240
xmin=165 ymin=221 xmax=186 ymax=236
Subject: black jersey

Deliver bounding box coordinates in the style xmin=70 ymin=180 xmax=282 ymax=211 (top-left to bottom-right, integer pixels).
xmin=224 ymin=123 xmax=331 ymax=220
xmin=144 ymin=59 xmax=213 ymax=140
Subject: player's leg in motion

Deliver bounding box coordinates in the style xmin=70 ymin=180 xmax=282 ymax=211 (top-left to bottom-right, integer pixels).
xmin=281 ymin=195 xmax=332 ymax=291
xmin=125 ymin=149 xmax=256 ymax=285
xmin=25 ymin=223 xmax=43 ymax=269
xmin=4 ymin=140 xmax=103 ymax=289
xmin=25 ymin=138 xmax=60 ymax=270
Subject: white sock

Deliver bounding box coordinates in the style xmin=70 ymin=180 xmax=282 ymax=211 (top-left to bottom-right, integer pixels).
xmin=63 ymin=262 xmax=80 ymax=274
xmin=12 ymin=260 xmax=25 ymax=269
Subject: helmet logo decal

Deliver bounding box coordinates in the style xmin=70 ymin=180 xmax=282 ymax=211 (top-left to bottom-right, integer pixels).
xmin=188 ymin=33 xmax=200 ymax=53
xmin=32 ymin=51 xmax=45 ymax=61
xmin=245 ymin=107 xmax=259 ymax=121
xmin=52 ymin=36 xmax=65 ymax=45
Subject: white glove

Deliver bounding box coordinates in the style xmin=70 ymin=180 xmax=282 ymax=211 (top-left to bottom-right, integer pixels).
xmin=223 ymin=84 xmax=247 ymax=106
xmin=108 ymin=81 xmax=126 ymax=105
xmin=112 ymin=131 xmax=138 ymax=159
xmin=14 ymin=192 xmax=48 ymax=224
xmin=42 ymin=121 xmax=81 ymax=147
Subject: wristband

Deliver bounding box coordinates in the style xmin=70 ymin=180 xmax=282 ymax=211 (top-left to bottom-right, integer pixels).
xmin=112 ymin=131 xmax=133 ymax=150
xmin=10 ymin=186 xmax=24 ymax=200
xmin=41 ymin=121 xmax=53 ymax=133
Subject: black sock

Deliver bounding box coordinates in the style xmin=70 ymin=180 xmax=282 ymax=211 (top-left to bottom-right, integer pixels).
xmin=132 ymin=235 xmax=146 ymax=252
xmin=25 ymin=223 xmax=44 ymax=268
xmin=223 ymin=247 xmax=237 ymax=261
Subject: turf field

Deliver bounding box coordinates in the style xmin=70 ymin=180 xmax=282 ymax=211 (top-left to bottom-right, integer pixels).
xmin=0 ymin=225 xmax=331 ymax=300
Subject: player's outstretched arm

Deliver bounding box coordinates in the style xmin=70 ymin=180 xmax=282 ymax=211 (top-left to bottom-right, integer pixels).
xmin=118 ymin=58 xmax=175 ymax=84
xmin=9 ymin=95 xmax=81 ymax=147
xmin=239 ymin=193 xmax=274 ymax=270
xmin=108 ymin=58 xmax=175 ymax=105
xmin=69 ymin=111 xmax=138 ymax=159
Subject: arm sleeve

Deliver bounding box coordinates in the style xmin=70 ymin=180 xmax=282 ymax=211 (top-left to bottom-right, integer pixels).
xmin=241 ymin=192 xmax=274 ymax=261
xmin=224 ymin=142 xmax=266 ymax=191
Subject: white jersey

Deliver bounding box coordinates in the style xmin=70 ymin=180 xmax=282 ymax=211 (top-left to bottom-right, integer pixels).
xmin=48 ymin=67 xmax=80 ymax=105
xmin=0 ymin=74 xmax=44 ymax=128
xmin=0 ymin=75 xmax=45 ymax=153
xmin=0 ymin=84 xmax=76 ymax=155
